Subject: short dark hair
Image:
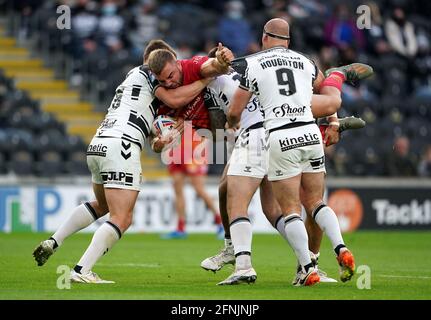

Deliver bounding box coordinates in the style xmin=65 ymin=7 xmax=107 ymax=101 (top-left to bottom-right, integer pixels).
xmin=143 ymin=39 xmax=177 ymax=64
xmin=147 ymin=49 xmax=176 ymax=75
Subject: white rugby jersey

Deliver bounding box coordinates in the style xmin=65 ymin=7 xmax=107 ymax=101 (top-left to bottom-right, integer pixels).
xmin=95 ymin=65 xmax=160 ymax=149
xmin=232 ymin=46 xmax=317 ymax=131
xmin=204 ymin=73 xmax=263 ymax=130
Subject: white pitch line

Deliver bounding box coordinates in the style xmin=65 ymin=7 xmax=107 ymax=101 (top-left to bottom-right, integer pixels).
xmin=379 ymin=274 xmax=431 ymax=280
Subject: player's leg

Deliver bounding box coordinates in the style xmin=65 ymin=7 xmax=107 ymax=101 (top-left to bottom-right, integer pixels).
xmin=270 ymin=174 xmax=319 ymax=286
xmin=200 ymin=164 xmax=235 ymax=272
xmin=311 ymin=63 xmax=374 ymax=118
xmin=71 ymin=187 xmax=139 ymax=283
xmin=189 ymin=172 xmax=222 ymax=230
xmin=218 ymin=164 xmax=232 ymax=239
xmin=217 ymin=175 xmax=261 ymax=285
xmin=162 ymin=170 xmax=187 ymax=239
xmin=33 ymin=174 xmax=109 ymax=266
xmin=301 ymin=172 xmax=355 ymax=282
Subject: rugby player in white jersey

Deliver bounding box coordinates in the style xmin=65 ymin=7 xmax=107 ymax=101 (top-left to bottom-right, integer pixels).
xmin=222 ymin=18 xmax=372 ymax=286
xmin=31 ymin=40 xmax=226 ymax=283
xmin=200 ymin=49 xmax=368 ymax=285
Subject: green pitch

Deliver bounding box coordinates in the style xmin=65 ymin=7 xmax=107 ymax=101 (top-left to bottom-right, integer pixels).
xmin=1 ymin=231 xmax=430 ymax=300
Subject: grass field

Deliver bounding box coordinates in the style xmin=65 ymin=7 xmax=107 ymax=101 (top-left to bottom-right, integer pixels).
xmin=0 ymin=231 xmax=430 ymax=300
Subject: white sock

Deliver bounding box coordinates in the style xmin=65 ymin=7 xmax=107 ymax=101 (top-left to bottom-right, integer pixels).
xmin=230 ymin=217 xmax=252 ymax=270
xmin=283 ymin=214 xmax=312 ymax=270
xmin=275 ymin=215 xmax=288 ymax=242
xmin=313 ymin=204 xmax=345 ymax=251
xmin=76 ymin=221 xmax=121 ymax=274
xmin=52 ymin=203 xmax=98 ymax=246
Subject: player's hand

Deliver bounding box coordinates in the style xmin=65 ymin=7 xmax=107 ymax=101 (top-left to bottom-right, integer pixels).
xmin=216 ymin=42 xmax=234 ymax=67
xmin=324 ymin=124 xmax=340 ymax=146
xmin=151 ymin=135 xmax=172 ymax=153
xmin=225 ymin=121 xmax=240 ymax=131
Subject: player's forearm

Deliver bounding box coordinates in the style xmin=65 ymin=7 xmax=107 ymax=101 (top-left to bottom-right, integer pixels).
xmin=200 ymin=58 xmax=230 ymax=78
xmin=227 ymin=110 xmax=241 ymax=128
xmin=155 ymin=79 xmax=208 ymax=109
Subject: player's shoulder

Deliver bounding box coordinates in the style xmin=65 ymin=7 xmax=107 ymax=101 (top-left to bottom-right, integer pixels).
xmin=181 ymin=55 xmax=209 ymax=67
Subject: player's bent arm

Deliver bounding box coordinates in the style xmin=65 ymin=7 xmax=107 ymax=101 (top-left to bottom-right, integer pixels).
xmin=200 ymin=58 xmax=230 ymax=78
xmin=154 ymin=78 xmax=211 ymax=109
xmin=313 ymin=70 xmax=325 ymax=93
xmin=227 ymin=88 xmax=253 ymax=128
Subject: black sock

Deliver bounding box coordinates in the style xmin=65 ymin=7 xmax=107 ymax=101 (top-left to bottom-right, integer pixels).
xmin=74 ymin=265 xmax=83 ymax=274
xmin=304 ymin=262 xmax=314 ymax=273
xmin=49 ymin=237 xmax=58 ymax=249
xmin=334 ymin=244 xmax=346 ymax=256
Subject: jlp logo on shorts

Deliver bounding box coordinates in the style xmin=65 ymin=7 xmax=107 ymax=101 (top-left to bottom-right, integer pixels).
xmin=309 ymin=156 xmax=325 ymax=170
xmin=87 ymin=144 xmax=107 ymax=157
xmin=278 ymin=132 xmax=319 ymax=152
xmin=101 ymin=171 xmax=134 ymax=186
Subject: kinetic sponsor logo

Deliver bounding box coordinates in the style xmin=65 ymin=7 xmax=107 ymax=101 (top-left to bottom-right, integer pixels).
xmin=87 ymin=144 xmax=108 ymax=157
xmin=278 ymin=132 xmax=319 ymax=152
xmin=373 ymin=199 xmax=431 ymax=225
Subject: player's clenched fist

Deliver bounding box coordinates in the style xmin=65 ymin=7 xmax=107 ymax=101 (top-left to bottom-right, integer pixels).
xmin=216 ymin=42 xmax=234 ymax=67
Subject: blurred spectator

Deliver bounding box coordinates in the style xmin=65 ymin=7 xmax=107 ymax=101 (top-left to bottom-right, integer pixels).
xmin=97 ymin=0 xmax=126 ymax=51
xmin=417 ymin=145 xmax=431 ymax=177
xmin=363 ymin=1 xmax=392 ymax=56
xmin=385 ymin=7 xmax=418 ymax=59
xmin=324 ymin=3 xmax=365 ymax=51
xmin=218 ymin=0 xmax=258 ymax=56
xmin=411 ymin=31 xmax=431 ymax=99
xmin=129 ymin=0 xmax=160 ymax=56
xmin=385 ymin=136 xmax=418 ymax=176
xmin=71 ymin=0 xmax=99 ymax=58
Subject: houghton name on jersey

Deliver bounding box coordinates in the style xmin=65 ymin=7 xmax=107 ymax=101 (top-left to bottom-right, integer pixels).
xmin=232 ymin=46 xmax=317 ymax=131
xmin=95 ymin=65 xmax=161 ymax=149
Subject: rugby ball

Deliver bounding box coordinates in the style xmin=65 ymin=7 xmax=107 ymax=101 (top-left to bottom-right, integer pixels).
xmin=151 ymin=115 xmax=177 ymax=137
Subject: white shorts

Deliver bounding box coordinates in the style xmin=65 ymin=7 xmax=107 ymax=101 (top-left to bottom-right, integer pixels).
xmin=227 ymin=125 xmax=268 ymax=179
xmin=267 ymin=123 xmax=326 ymax=181
xmin=87 ymin=137 xmax=142 ymax=191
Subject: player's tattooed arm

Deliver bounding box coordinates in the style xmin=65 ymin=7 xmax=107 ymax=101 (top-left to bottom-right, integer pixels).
xmin=154 ymin=78 xmax=212 ymax=109
xmin=313 ymin=69 xmax=325 ymax=93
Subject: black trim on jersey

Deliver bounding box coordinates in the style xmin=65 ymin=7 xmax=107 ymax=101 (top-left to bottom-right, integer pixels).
xmin=122 ymin=134 xmax=142 ymax=150
xmin=131 ymin=85 xmax=142 ymax=101
xmin=127 ymin=110 xmax=151 ymax=140
xmin=149 ymin=99 xmax=161 ymax=117
xmin=203 ymin=88 xmax=220 ymax=110
xmin=232 ymin=46 xmax=289 ymax=65
xmin=268 ymin=121 xmax=315 ymax=135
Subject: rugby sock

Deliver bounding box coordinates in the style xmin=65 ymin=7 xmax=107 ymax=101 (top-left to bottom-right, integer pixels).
xmin=312 ymin=204 xmax=345 ymax=254
xmin=230 ymin=217 xmax=252 ymax=270
xmin=51 ymin=202 xmax=99 ymax=247
xmin=274 ymin=214 xmax=289 ymax=241
xmin=214 ymin=214 xmax=222 ymax=225
xmin=321 ymin=72 xmax=345 ymax=92
xmin=177 ymin=217 xmax=186 ymax=232
xmin=283 ymin=214 xmax=313 ymax=271
xmin=76 ymin=221 xmax=121 ymax=274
